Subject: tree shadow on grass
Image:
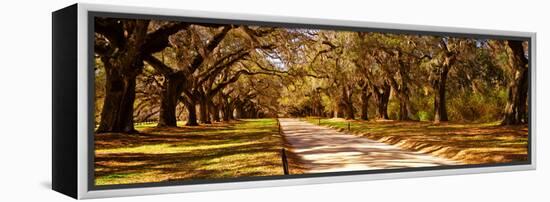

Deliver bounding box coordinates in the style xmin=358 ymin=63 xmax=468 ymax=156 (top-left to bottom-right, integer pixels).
xmin=94 ymin=119 xmax=288 ymax=185
xmin=95 ymin=121 xmax=240 ymax=150
xmin=311 ymin=118 xmax=528 ymax=164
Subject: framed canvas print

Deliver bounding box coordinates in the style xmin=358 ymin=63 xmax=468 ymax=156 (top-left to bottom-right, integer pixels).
xmin=52 ymin=3 xmax=536 ymax=199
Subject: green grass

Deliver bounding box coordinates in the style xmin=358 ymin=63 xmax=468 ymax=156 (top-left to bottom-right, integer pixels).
xmin=133 ymin=121 xmax=190 ymax=130
xmin=95 ymin=119 xmax=287 ymax=186
xmin=304 ymin=117 xmax=528 ymax=164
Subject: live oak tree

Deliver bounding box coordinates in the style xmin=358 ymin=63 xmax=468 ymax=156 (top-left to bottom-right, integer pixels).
xmin=94 ymin=18 xmax=530 ymax=134
xmin=279 ymin=31 xmax=525 ymax=124
xmin=144 ymin=25 xmax=287 ymax=126
xmin=143 ymin=25 xmax=234 ymax=126
xmin=94 ymin=19 xmax=188 ymax=133
xmin=433 ymin=39 xmax=455 ymax=123
xmin=489 ymin=40 xmax=529 ymax=125
xmin=366 ymin=33 xmax=417 ymax=121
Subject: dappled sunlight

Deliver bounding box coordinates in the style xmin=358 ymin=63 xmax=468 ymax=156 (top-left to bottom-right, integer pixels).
xmin=305 ymin=117 xmax=528 ymax=164
xmin=95 ymin=119 xmax=287 ymax=186
xmin=96 ymin=141 xmax=258 ymax=155
xmin=280 ymin=118 xmax=458 ymax=173
xmin=90 ymin=16 xmax=531 ymax=189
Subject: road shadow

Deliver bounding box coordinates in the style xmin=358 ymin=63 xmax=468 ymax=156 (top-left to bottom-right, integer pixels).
xmin=279 ymin=118 xmax=459 ymax=173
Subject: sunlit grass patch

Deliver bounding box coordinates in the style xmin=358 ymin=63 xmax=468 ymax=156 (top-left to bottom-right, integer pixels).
xmin=134 ymin=122 xmax=157 ymax=130
xmin=95 ymin=119 xmax=289 ymax=186
xmin=304 ymin=117 xmax=528 ymax=164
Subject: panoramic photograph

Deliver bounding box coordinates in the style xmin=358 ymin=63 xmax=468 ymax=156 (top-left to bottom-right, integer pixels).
xmin=93 ymin=17 xmax=529 ymax=186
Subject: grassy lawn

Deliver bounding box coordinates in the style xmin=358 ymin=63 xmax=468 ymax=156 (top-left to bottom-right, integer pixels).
xmin=304 ymin=117 xmax=528 ymax=164
xmin=95 ymin=119 xmax=297 ymax=186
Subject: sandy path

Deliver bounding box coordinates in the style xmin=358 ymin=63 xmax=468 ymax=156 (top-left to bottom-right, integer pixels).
xmin=279 ymin=118 xmax=459 ymax=173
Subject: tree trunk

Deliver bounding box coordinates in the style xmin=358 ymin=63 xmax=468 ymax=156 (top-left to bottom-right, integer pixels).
xmin=185 ymin=100 xmax=199 ymax=126
xmin=501 ymin=40 xmax=529 ymax=125
xmin=312 ymin=97 xmax=322 ymax=117
xmin=223 ymin=109 xmax=231 ymax=121
xmin=157 ymin=74 xmax=184 ymax=127
xmin=360 ymin=86 xmax=371 ymax=120
xmin=341 ymin=86 xmax=355 ymax=120
xmin=242 ymin=104 xmax=251 ymax=118
xmin=95 ymin=20 xmax=149 ymax=133
xmin=248 ymin=105 xmax=255 ymax=118
xmin=222 ymin=103 xmax=231 ymax=121
xmin=96 ymin=61 xmax=139 ymax=133
xmin=396 ymin=80 xmax=410 ymax=121
xmin=377 ymin=95 xmax=389 ymax=120
xmin=398 ymin=93 xmax=410 ymax=121
xmin=234 ymin=101 xmax=243 ymax=119
xmin=396 ymin=61 xmax=412 ymax=121
xmin=374 ymin=83 xmax=390 ymax=120
xmin=344 ymin=103 xmax=354 ymax=120
xmin=199 ymin=98 xmax=211 ymax=124
xmin=210 ymin=100 xmax=220 ymax=122
xmin=220 ymin=96 xmax=231 ymax=121
xmin=434 ymin=66 xmax=450 ymax=124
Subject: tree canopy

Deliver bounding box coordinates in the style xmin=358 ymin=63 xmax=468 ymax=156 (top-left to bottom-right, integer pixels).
xmin=94 ymin=18 xmax=530 ymax=133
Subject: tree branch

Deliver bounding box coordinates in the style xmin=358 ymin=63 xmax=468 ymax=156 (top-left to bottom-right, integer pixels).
xmin=142 ymin=22 xmax=190 ymax=54
xmin=94 ymin=18 xmax=125 ymax=48
xmin=143 ymin=54 xmax=175 ymax=75
xmin=188 ymin=26 xmax=232 ymax=72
